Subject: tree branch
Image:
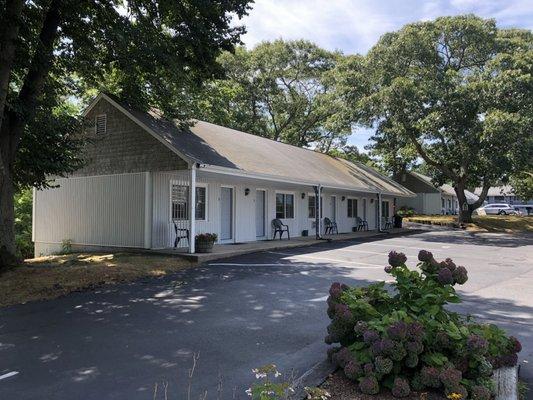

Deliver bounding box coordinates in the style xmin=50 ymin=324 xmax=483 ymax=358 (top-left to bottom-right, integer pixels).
xmin=7 ymin=0 xmax=62 ymax=158
xmin=470 ymin=179 xmax=491 ymax=210
xmin=405 ymin=128 xmax=457 ymax=181
xmin=0 ymin=0 xmax=25 ymax=175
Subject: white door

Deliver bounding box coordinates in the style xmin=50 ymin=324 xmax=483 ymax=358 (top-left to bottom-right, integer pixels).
xmin=331 ymin=196 xmax=337 ymax=221
xmin=256 ymin=190 xmax=266 ymax=237
xmin=363 ymin=198 xmax=367 ymax=220
xmin=220 ymin=187 xmax=233 ymax=241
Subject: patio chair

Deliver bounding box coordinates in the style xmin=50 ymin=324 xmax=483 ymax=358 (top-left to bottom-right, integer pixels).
xmin=324 ymin=217 xmax=338 ymax=234
xmin=356 ymin=217 xmax=368 ymax=231
xmin=381 ymin=217 xmax=393 ymax=230
xmin=272 ymin=219 xmax=290 ymax=240
xmin=172 ymin=220 xmax=190 ymax=248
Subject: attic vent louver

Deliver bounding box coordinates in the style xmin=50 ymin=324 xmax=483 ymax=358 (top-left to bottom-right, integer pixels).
xmin=95 ymin=114 xmax=107 ymax=135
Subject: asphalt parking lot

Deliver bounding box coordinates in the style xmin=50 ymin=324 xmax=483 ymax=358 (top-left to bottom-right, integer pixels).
xmin=1 ymin=228 xmax=532 ymax=399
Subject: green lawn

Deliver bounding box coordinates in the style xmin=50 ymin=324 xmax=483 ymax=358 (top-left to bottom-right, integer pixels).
xmin=405 ymin=215 xmax=533 ymax=233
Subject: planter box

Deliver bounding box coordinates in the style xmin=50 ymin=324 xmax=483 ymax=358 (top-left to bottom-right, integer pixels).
xmin=195 ymin=241 xmax=214 ymax=253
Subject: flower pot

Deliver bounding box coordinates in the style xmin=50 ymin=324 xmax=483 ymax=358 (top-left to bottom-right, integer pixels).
xmin=195 ymin=240 xmax=214 ymax=253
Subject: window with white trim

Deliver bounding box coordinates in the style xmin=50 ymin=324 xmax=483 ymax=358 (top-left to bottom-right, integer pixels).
xmin=308 ymin=195 xmax=323 ymax=219
xmin=276 ymin=193 xmax=294 ymax=219
xmin=95 ymin=114 xmax=107 ymax=135
xmin=171 ymin=184 xmax=207 ymax=220
xmin=347 ymin=198 xmax=358 ymax=218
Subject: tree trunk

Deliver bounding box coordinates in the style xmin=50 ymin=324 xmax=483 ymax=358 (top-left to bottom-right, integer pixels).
xmin=0 ymin=0 xmax=24 ymax=134
xmin=458 ymin=207 xmax=473 ymax=224
xmin=0 ymin=0 xmax=61 ymax=266
xmin=454 ymin=181 xmax=474 ymax=223
xmin=0 ymin=167 xmax=15 ymax=259
xmin=455 ymin=179 xmax=491 ymax=224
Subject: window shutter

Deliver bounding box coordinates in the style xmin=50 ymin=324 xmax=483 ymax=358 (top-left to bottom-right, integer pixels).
xmin=95 ymin=114 xmax=107 ymax=135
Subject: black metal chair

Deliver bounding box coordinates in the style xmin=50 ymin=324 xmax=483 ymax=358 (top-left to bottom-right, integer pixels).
xmin=356 ymin=217 xmax=368 ymax=231
xmin=381 ymin=217 xmax=393 ymax=230
xmin=324 ymin=217 xmax=338 ymax=234
xmin=173 ymin=220 xmax=190 ymax=248
xmin=272 ymin=219 xmax=290 ymax=240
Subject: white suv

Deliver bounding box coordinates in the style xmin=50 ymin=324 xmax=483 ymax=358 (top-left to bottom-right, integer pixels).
xmin=477 ymin=203 xmax=518 ymax=215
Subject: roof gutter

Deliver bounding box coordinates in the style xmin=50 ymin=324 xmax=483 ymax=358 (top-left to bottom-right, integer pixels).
xmin=200 ymin=164 xmax=414 ymax=198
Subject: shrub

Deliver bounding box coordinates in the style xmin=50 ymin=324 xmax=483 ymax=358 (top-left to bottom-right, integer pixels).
xmin=14 ymin=188 xmax=33 ymax=259
xmin=195 ymin=233 xmax=218 ymax=242
xmin=325 ymin=250 xmax=521 ymax=398
xmin=396 ymin=206 xmax=415 ymax=217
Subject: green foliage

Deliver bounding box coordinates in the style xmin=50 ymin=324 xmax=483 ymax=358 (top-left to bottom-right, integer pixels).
xmin=326 ymin=250 xmax=521 ymax=398
xmin=396 ymin=206 xmax=415 ymax=217
xmin=60 ymin=239 xmax=73 ymax=255
xmin=509 ymin=172 xmax=533 ymax=202
xmin=335 ymin=15 xmax=533 ymax=215
xmin=247 ymin=364 xmax=293 ymax=400
xmin=194 ymin=40 xmax=352 ymax=151
xmin=14 ymin=99 xmax=86 ymax=189
xmin=14 ymin=188 xmax=33 ymax=259
xmin=6 ymin=0 xmax=252 ymax=188
xmin=195 ymin=233 xmax=218 ymax=243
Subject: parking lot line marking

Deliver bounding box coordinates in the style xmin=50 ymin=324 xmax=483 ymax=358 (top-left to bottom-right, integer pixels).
xmin=265 ymin=251 xmax=384 ymax=268
xmin=208 ymin=263 xmax=318 ymax=267
xmin=0 ymin=371 xmax=19 ymax=381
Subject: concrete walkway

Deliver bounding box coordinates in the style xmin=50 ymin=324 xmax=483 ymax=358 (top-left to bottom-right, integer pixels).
xmin=151 ymin=228 xmax=410 ymax=262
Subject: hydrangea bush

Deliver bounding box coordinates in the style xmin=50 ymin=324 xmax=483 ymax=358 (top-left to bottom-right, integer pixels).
xmin=326 ymin=250 xmax=521 ymax=399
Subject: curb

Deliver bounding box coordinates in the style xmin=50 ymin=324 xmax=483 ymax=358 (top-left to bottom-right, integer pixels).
xmin=171 ymin=228 xmax=423 ymax=263
xmin=292 ymin=359 xmax=337 ymax=399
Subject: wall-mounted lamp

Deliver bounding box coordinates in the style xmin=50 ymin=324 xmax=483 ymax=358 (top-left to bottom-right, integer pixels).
xmin=370 ymin=198 xmax=374 ymax=203
xmin=301 ymin=193 xmax=306 ymax=199
xmin=341 ymin=196 xmax=346 ymax=201
xmin=244 ymin=188 xmax=250 ymax=196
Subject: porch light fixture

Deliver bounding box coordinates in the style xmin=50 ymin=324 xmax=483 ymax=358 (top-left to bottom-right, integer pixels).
xmin=341 ymin=196 xmax=345 ymax=201
xmin=244 ymin=188 xmax=250 ymax=196
xmin=301 ymin=193 xmax=306 ymax=199
xmin=370 ymin=198 xmax=374 ymax=203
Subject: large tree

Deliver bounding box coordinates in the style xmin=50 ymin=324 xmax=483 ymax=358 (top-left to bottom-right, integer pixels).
xmin=339 ymin=15 xmax=532 ymax=222
xmin=195 ymin=40 xmax=352 ymax=150
xmin=0 ymin=0 xmax=251 ymax=263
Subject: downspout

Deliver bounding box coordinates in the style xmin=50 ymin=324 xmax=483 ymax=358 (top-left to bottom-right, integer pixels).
xmin=377 ymin=192 xmax=383 ymax=232
xmin=189 ymin=163 xmax=197 ymax=254
xmin=313 ymin=184 xmax=323 ymax=239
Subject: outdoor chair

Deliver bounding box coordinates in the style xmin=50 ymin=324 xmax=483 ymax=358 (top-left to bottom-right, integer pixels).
xmin=356 ymin=217 xmax=368 ymax=231
xmin=324 ymin=217 xmax=338 ymax=234
xmin=381 ymin=217 xmax=393 ymax=230
xmin=173 ymin=220 xmax=190 ymax=248
xmin=272 ymin=219 xmax=290 ymax=240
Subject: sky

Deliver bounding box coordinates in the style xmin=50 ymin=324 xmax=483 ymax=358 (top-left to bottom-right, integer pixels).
xmin=236 ymin=0 xmax=533 ymax=151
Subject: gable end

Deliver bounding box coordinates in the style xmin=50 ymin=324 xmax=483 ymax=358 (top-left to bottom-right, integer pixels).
xmin=73 ymin=98 xmax=188 ymax=177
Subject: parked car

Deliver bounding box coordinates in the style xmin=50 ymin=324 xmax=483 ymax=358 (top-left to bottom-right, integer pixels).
xmin=477 ymin=203 xmax=519 ymax=215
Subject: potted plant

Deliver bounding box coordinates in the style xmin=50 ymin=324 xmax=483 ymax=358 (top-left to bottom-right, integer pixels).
xmin=195 ymin=233 xmax=218 ymax=253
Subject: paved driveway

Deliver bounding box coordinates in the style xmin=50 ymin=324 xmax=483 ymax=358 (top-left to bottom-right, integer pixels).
xmin=1 ymin=229 xmax=532 ymax=400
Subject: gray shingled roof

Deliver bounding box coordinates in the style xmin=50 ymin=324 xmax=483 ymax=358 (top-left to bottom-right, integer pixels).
xmin=411 ymin=172 xmax=478 ymax=203
xmin=96 ymin=93 xmax=414 ymax=197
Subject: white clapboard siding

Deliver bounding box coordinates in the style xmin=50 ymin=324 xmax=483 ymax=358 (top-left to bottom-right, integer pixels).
xmin=34 ymin=173 xmax=146 ymax=248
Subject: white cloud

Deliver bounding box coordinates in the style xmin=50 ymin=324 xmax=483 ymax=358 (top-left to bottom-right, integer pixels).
xmin=237 ymin=0 xmax=533 ymax=54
